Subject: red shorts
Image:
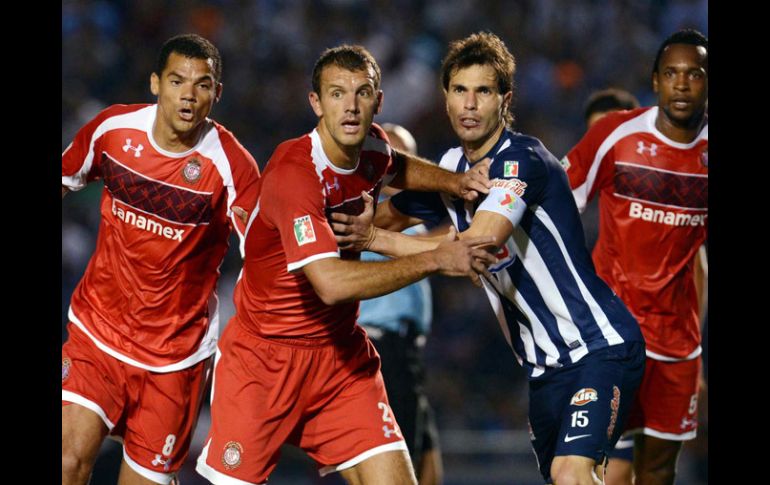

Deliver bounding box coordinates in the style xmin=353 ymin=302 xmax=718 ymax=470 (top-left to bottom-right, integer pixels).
xmin=624 ymin=356 xmax=701 ymax=440
xmin=62 ymin=322 xmax=211 ymax=483
xmin=195 ymin=319 xmax=407 ymax=485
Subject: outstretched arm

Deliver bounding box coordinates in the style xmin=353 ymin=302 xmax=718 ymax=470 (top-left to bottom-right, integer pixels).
xmin=389 ymin=151 xmax=492 ymax=201
xmin=303 ymin=232 xmax=496 ymax=305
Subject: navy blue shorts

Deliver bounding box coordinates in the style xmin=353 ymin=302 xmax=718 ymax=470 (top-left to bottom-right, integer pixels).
xmin=527 ymin=340 xmax=645 ymax=483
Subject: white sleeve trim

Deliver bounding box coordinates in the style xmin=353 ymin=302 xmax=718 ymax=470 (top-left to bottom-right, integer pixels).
xmin=286 ymin=251 xmax=340 ymax=273
xmin=195 ymin=440 xmax=265 ymax=485
xmin=123 ymin=447 xmax=176 ymax=484
xmin=62 ymin=391 xmax=115 ymax=430
xmin=318 ymin=440 xmax=408 ymax=477
xmin=475 ymin=180 xmax=528 ymax=228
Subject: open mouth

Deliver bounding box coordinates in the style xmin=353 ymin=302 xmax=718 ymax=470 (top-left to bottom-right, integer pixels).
xmin=178 ymin=108 xmax=195 ymax=121
xmin=460 ymin=117 xmax=481 ymax=128
xmin=341 ymin=119 xmax=361 ymax=134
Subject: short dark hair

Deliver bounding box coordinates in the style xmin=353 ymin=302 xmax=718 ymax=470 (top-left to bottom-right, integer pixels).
xmin=652 ymin=29 xmax=708 ymax=75
xmin=155 ymin=34 xmax=222 ymax=82
xmin=440 ymin=32 xmax=515 ymax=127
xmin=584 ymin=88 xmax=640 ymax=122
xmin=312 ymin=45 xmax=381 ymax=94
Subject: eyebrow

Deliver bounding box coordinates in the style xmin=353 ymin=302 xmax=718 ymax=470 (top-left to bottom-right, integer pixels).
xmin=167 ymin=71 xmax=215 ymax=83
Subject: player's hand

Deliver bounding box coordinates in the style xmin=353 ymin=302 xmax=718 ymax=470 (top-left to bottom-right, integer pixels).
xmin=432 ymin=228 xmax=496 ymax=287
xmin=232 ymin=206 xmax=249 ymax=225
xmin=456 ymin=158 xmax=492 ymax=201
xmin=331 ymin=191 xmax=375 ymax=251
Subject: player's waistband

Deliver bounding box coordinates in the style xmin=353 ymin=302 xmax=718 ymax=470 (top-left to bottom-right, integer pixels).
xmin=235 ymin=317 xmax=364 ymax=348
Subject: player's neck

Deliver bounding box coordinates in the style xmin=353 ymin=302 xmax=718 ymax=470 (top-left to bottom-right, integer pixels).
xmin=152 ymin=121 xmax=204 ymax=153
xmin=462 ymin=122 xmax=505 ymax=164
xmin=317 ymin=124 xmax=361 ymax=170
xmin=655 ymin=110 xmax=705 ymax=144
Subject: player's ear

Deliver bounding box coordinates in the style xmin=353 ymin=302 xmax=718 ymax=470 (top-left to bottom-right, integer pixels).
xmin=215 ymin=82 xmax=223 ymax=103
xmin=150 ymin=72 xmax=160 ymax=96
xmin=652 ymin=73 xmax=659 ymax=94
xmin=502 ymin=90 xmax=512 ymax=114
xmin=375 ymin=90 xmax=384 ymax=115
xmin=309 ymin=91 xmax=323 ymax=117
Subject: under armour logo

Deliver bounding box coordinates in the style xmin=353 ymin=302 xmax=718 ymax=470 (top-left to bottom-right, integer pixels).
xmin=123 ymin=139 xmax=144 ymax=157
xmin=325 ymin=176 xmax=339 ymax=193
xmin=152 ymin=454 xmax=171 ymax=471
xmin=636 ymin=141 xmax=658 ymax=156
xmin=680 ymin=417 xmax=697 ymax=429
xmin=383 ymin=425 xmax=398 ymax=438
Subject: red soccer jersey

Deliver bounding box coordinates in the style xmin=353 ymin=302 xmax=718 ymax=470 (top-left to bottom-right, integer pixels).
xmin=563 ymin=107 xmax=708 ymax=360
xmin=233 ymin=124 xmax=398 ymax=338
xmin=62 ymin=104 xmax=261 ymax=371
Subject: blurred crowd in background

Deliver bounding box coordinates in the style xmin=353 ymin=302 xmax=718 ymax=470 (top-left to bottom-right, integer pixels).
xmin=62 ymin=1 xmax=708 ymax=483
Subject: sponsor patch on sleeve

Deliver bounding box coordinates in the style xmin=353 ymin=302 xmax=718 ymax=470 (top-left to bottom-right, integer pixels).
xmin=293 ymin=215 xmax=316 ymax=246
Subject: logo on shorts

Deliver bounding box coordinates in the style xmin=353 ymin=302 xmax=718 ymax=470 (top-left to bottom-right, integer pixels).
xmin=182 ymin=159 xmax=202 ymax=184
xmin=503 ymin=160 xmax=519 ymax=177
xmin=222 ymin=441 xmax=243 ymax=470
xmin=62 ymin=358 xmax=71 ymax=381
xmin=570 ymin=388 xmax=598 ymax=406
xmin=606 ymin=385 xmax=621 ymax=439
xmin=293 ymin=215 xmax=316 ymax=246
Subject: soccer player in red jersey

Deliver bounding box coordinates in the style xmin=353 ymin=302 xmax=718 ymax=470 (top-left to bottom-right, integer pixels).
xmin=61 ymin=34 xmax=261 ymax=485
xmin=195 ymin=45 xmax=495 ymax=485
xmin=562 ymin=29 xmax=708 ymax=485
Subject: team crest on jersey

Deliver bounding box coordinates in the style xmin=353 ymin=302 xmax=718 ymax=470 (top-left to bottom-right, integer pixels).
xmin=606 ymin=386 xmax=621 ymax=439
xmin=558 ymin=156 xmax=571 ymax=171
xmin=222 ymin=441 xmax=243 ymax=470
xmin=700 ymin=149 xmax=708 ymax=168
xmin=503 ymin=160 xmax=519 ymax=177
xmin=570 ymin=388 xmax=598 ymax=406
xmin=293 ymin=215 xmax=316 ymax=246
xmin=182 ymin=159 xmax=202 ymax=184
xmin=62 ymin=358 xmax=71 ymax=381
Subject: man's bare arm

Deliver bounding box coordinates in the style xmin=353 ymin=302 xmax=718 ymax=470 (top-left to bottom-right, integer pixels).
xmin=388 ymin=151 xmax=491 ymax=201
xmin=303 ymin=233 xmax=496 ymax=305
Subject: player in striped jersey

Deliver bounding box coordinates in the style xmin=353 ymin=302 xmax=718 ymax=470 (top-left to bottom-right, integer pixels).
xmin=563 ymin=30 xmax=708 ymax=485
xmin=334 ymin=32 xmax=646 ymax=485
xmin=61 ymin=34 xmax=261 ymax=485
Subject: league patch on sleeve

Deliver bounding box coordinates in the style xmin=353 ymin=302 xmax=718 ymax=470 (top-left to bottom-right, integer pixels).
xmin=559 ymin=156 xmax=571 ymax=171
xmin=293 ymin=215 xmax=317 ymax=246
xmin=503 ymin=160 xmax=519 ymax=177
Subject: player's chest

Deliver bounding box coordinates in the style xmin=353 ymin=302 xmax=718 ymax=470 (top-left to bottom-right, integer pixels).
xmin=320 ymin=163 xmax=385 ymax=216
xmin=99 ymin=134 xmax=224 ymax=224
xmin=610 ymin=137 xmax=708 ymax=207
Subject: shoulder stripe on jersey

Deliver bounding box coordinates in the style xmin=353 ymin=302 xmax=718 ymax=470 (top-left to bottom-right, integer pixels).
xmin=102 ymin=153 xmax=214 ymax=225
xmin=571 ymin=109 xmax=654 ymax=211
xmin=62 ymin=105 xmax=154 ymax=191
xmin=614 ymin=162 xmax=707 ymax=209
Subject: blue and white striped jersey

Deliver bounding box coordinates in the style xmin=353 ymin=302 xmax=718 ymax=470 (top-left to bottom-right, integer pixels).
xmin=391 ymin=129 xmax=643 ymax=379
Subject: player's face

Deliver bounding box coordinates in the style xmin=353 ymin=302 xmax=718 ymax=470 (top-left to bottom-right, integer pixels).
xmin=445 ymin=64 xmax=511 ymax=154
xmin=150 ymin=52 xmax=222 ymax=138
xmin=309 ymin=65 xmax=382 ymax=152
xmin=653 ymin=43 xmax=707 ymax=128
